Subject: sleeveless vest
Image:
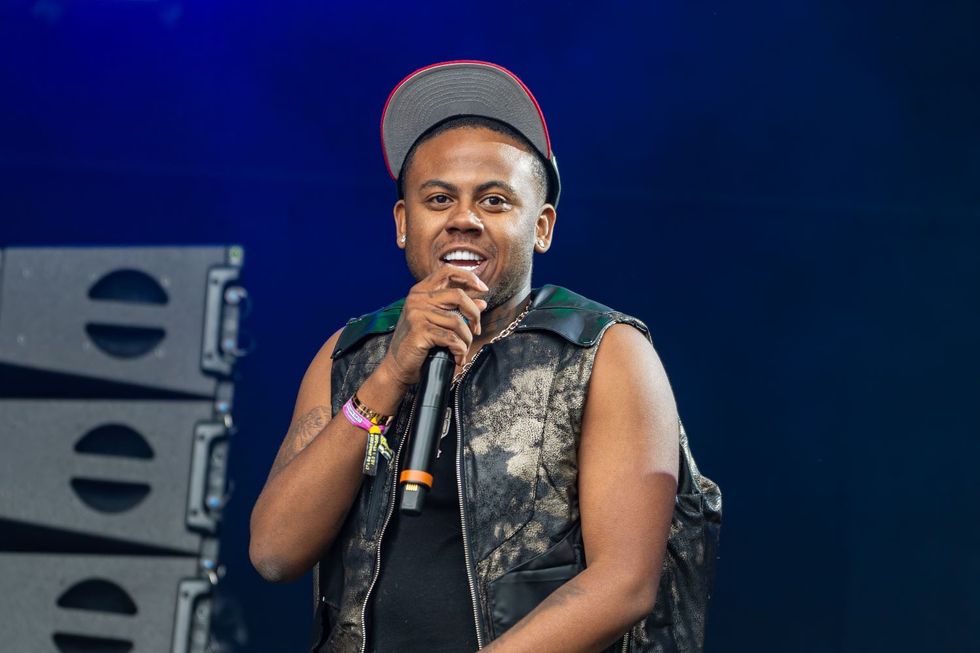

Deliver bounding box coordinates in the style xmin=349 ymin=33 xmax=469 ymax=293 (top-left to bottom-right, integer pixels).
xmin=311 ymin=285 xmax=722 ymax=653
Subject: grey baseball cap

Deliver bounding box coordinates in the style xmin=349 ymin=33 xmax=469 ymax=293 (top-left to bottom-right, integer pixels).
xmin=381 ymin=60 xmax=561 ymax=206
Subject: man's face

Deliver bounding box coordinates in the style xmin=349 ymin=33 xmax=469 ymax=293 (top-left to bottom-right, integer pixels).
xmin=393 ymin=126 xmax=555 ymax=310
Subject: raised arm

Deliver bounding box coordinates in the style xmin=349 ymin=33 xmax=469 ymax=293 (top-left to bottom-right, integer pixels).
xmin=248 ymin=327 xmax=408 ymax=582
xmin=249 ymin=267 xmax=489 ymax=583
xmin=483 ymin=323 xmax=680 ymax=652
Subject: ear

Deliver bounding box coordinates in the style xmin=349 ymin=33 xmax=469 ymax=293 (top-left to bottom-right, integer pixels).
xmin=533 ymin=204 xmax=557 ymax=253
xmin=393 ymin=199 xmax=407 ymax=249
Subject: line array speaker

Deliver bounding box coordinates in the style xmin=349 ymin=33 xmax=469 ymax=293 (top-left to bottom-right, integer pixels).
xmin=0 ymin=245 xmax=247 ymax=653
xmin=0 ymin=400 xmax=229 ymax=554
xmin=0 ymin=246 xmax=245 ymax=397
xmin=0 ymin=553 xmax=211 ymax=653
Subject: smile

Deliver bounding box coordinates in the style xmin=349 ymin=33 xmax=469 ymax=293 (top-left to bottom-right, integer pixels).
xmin=440 ymin=249 xmax=488 ymax=276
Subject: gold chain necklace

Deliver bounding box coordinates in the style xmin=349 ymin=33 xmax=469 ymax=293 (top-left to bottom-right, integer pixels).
xmin=451 ymin=300 xmax=532 ymax=387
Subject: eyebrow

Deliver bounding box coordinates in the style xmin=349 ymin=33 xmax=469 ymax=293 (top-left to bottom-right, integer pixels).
xmin=475 ymin=180 xmax=518 ymax=197
xmin=418 ymin=179 xmax=459 ymax=193
xmin=417 ymin=179 xmax=519 ymax=197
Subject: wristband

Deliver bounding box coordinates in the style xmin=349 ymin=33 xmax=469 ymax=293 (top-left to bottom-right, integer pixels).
xmin=342 ymin=396 xmax=394 ymax=476
xmin=352 ymin=392 xmax=394 ymax=427
xmin=342 ymin=398 xmax=388 ymax=435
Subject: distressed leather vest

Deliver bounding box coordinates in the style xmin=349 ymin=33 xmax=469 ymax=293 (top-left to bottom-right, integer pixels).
xmin=311 ymin=285 xmax=721 ymax=653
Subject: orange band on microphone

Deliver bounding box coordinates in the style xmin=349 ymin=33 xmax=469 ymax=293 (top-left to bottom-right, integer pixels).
xmin=399 ymin=469 xmax=433 ymax=488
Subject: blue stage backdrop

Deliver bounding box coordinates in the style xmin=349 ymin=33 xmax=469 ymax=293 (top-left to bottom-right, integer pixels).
xmin=1 ymin=1 xmax=977 ymax=651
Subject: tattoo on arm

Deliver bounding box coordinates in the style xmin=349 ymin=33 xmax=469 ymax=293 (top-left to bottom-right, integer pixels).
xmin=268 ymin=405 xmax=331 ymax=479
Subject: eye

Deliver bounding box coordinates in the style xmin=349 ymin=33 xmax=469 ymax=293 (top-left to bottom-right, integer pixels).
xmin=481 ymin=195 xmax=511 ymax=211
xmin=426 ymin=193 xmax=453 ymax=208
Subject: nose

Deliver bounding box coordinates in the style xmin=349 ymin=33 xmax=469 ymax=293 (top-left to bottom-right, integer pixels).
xmin=445 ymin=202 xmax=484 ymax=236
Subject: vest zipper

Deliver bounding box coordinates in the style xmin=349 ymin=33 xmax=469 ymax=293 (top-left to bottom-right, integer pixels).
xmin=620 ymin=631 xmax=631 ymax=652
xmin=361 ymin=339 xmax=492 ymax=650
xmin=358 ymin=392 xmax=418 ymax=653
xmin=454 ymin=382 xmax=486 ymax=649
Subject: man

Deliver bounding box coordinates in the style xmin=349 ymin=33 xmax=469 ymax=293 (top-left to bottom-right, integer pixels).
xmin=250 ymin=61 xmax=719 ymax=652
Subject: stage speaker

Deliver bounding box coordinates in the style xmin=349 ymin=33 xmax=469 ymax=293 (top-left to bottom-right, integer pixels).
xmin=0 ymin=246 xmax=245 ymax=397
xmin=0 ymin=553 xmax=213 ymax=653
xmin=0 ymin=400 xmax=229 ymax=555
xmin=0 ymin=245 xmax=247 ymax=652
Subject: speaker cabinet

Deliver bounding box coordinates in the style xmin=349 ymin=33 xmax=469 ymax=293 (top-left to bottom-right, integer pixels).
xmin=0 ymin=400 xmax=228 ymax=554
xmin=0 ymin=246 xmax=244 ymax=397
xmin=0 ymin=246 xmax=246 ymax=653
xmin=0 ymin=553 xmax=212 ymax=653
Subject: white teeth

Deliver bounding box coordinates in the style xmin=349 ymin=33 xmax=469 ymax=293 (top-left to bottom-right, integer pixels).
xmin=443 ymin=250 xmax=484 ymax=262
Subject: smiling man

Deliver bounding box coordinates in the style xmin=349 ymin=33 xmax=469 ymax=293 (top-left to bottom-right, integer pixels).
xmin=249 ymin=61 xmax=720 ymax=653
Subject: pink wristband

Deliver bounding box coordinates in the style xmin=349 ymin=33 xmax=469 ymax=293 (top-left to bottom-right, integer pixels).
xmin=342 ymin=398 xmax=388 ymax=435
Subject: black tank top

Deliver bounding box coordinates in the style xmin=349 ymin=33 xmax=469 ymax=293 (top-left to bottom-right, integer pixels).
xmin=368 ymin=416 xmax=480 ymax=653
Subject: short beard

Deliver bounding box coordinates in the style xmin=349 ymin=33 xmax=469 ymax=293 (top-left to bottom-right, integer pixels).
xmin=482 ymin=255 xmax=533 ymax=312
xmin=405 ymin=254 xmax=533 ymax=313
xmin=402 ymin=212 xmax=536 ymax=313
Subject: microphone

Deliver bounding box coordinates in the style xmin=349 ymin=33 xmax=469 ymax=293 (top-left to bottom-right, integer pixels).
xmin=399 ymin=347 xmax=455 ymax=516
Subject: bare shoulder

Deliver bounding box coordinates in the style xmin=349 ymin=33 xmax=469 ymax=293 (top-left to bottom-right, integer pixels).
xmin=265 ymin=327 xmax=345 ymax=480
xmin=290 ymin=326 xmax=345 ymax=423
xmin=584 ymin=322 xmax=679 ymax=477
xmin=578 ymin=322 xmax=679 ymax=582
xmin=592 ymin=323 xmax=675 ymax=403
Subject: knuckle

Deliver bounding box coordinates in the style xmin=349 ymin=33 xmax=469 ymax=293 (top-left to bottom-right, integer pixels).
xmin=432 ymin=326 xmax=451 ymax=340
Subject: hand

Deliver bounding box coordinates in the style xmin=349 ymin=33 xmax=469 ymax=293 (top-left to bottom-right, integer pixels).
xmin=380 ymin=267 xmax=489 ymax=387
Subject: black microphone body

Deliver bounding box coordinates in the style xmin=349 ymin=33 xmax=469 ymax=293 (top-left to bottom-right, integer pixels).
xmin=399 ymin=347 xmax=455 ymax=516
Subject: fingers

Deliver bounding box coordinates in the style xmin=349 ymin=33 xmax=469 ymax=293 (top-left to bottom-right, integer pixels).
xmin=383 ymin=266 xmax=491 ymax=385
xmin=430 ymin=288 xmax=485 ymax=337
xmin=425 ymin=312 xmax=473 ymax=365
xmin=398 ymin=299 xmax=475 ymax=368
xmin=416 ymin=267 xmax=489 ymax=335
xmin=407 ymin=286 xmax=486 ymax=336
xmin=404 ymin=298 xmax=475 ymax=358
xmin=427 ymin=266 xmax=489 ymax=295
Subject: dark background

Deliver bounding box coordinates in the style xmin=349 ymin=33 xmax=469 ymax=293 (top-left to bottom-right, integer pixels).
xmin=2 ymin=1 xmax=977 ymax=651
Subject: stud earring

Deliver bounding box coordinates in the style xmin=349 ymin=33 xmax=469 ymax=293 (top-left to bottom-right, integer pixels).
xmin=400 ymin=235 xmax=406 ymax=244
xmin=536 ymin=239 xmax=545 ymax=248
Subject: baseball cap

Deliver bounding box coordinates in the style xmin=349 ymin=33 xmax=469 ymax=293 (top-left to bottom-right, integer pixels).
xmin=380 ymin=60 xmax=561 ymax=206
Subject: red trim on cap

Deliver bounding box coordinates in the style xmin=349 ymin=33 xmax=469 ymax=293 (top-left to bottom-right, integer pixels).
xmin=380 ymin=59 xmax=552 ymax=180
